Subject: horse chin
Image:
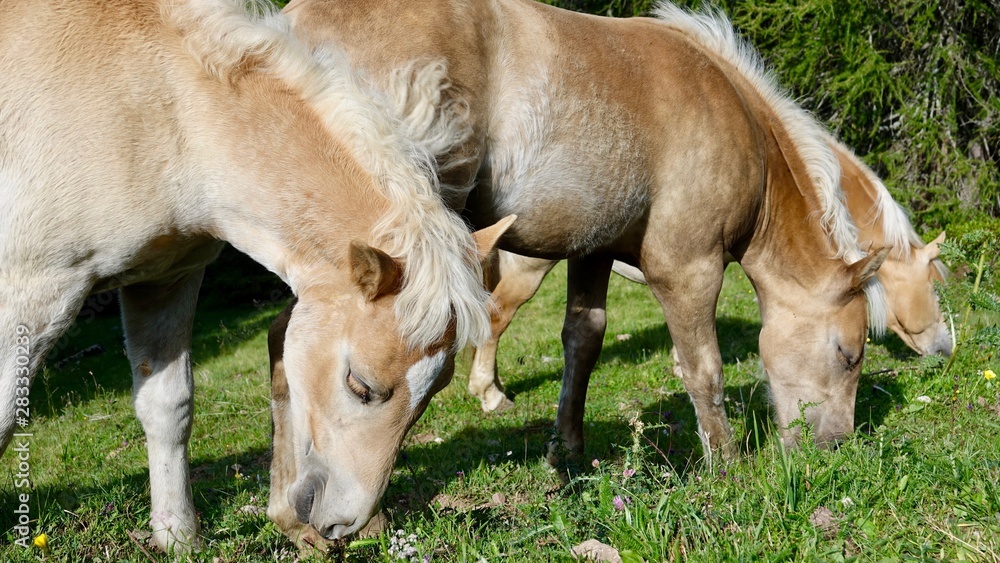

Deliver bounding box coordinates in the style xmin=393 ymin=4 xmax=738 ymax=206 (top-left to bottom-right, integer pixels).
xmin=809 ymin=412 xmax=852 ymax=449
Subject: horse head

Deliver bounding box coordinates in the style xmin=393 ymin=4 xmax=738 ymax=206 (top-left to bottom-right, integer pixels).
xmin=755 ymin=246 xmax=890 ymax=448
xmin=882 ymin=231 xmax=952 ymax=356
xmin=273 ymin=217 xmax=512 ymax=541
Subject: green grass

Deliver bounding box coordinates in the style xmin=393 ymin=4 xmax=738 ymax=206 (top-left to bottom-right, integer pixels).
xmin=3 ymin=263 xmax=999 ymax=561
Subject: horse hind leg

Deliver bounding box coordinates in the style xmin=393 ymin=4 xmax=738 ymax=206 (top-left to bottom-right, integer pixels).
xmin=120 ymin=269 xmax=206 ymax=553
xmin=468 ymin=252 xmax=557 ymax=412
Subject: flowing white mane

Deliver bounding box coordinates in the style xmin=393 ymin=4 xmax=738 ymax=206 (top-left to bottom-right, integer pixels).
xmin=163 ymin=0 xmax=490 ymax=349
xmin=652 ymin=2 xmax=888 ymax=335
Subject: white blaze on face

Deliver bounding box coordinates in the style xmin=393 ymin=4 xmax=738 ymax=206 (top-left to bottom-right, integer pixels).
xmin=406 ymin=351 xmax=446 ymax=411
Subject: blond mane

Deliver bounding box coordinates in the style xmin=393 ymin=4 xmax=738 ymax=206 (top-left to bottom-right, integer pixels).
xmin=652 ymin=2 xmax=888 ymax=335
xmin=831 ymin=139 xmax=926 ymax=257
xmin=163 ymin=0 xmax=489 ymax=349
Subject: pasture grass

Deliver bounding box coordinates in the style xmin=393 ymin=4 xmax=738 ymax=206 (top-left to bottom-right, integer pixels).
xmin=3 ymin=262 xmax=999 ymax=561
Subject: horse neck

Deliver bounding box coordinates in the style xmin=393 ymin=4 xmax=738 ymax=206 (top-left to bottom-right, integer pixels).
xmin=182 ymin=75 xmax=388 ymax=291
xmin=833 ymin=141 xmax=926 ymax=264
xmin=836 ymin=143 xmax=890 ymax=251
xmin=739 ymin=128 xmax=847 ymax=312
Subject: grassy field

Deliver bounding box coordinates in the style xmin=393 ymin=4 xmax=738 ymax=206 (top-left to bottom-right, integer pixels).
xmin=2 ymin=259 xmax=998 ymax=561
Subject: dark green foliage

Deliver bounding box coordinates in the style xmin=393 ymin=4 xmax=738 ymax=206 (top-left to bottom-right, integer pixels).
xmin=937 ymin=220 xmax=1000 ymax=377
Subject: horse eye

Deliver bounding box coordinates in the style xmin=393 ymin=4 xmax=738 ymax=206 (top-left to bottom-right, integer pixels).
xmin=346 ymin=371 xmax=372 ymax=404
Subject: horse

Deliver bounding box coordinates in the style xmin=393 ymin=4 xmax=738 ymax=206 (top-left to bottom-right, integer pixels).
xmin=467 ymin=136 xmax=952 ymax=413
xmin=271 ymin=0 xmax=891 ymax=545
xmin=0 ymin=0 xmax=511 ymax=552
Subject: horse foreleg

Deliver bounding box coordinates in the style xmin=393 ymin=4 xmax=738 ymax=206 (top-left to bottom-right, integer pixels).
xmin=547 ymin=255 xmax=613 ymax=477
xmin=468 ymin=252 xmax=557 ymax=412
xmin=0 ymin=274 xmax=89 ymax=452
xmin=642 ymin=256 xmax=735 ymax=463
xmin=120 ymin=270 xmax=204 ymax=553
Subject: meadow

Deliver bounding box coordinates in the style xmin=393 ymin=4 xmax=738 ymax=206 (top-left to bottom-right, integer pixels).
xmin=2 ymin=243 xmax=998 ymax=561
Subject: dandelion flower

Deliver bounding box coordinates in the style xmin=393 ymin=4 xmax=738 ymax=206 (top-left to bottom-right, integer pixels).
xmin=34 ymin=533 xmax=50 ymax=555
xmin=985 ymin=369 xmax=996 ymax=381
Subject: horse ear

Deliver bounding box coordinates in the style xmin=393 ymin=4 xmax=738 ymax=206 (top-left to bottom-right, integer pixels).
xmin=471 ymin=215 xmax=516 ymax=262
xmin=922 ymin=231 xmax=946 ymax=261
xmin=849 ymin=246 xmax=890 ymax=291
xmin=349 ymin=241 xmax=403 ymax=301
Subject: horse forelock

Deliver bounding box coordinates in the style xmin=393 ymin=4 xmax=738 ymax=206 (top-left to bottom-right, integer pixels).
xmin=164 ymin=0 xmax=490 ymax=350
xmin=863 ymin=277 xmax=889 ymax=338
xmin=652 ymin=2 xmax=861 ymax=263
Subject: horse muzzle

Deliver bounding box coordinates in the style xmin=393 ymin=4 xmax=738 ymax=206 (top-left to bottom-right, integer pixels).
xmin=288 ymin=467 xmax=375 ymax=541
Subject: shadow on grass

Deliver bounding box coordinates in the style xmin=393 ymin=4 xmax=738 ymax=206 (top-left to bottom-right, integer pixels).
xmin=391 ymin=342 xmax=905 ymax=525
xmin=875 ymin=331 xmax=926 ymax=362
xmin=855 ymin=367 xmax=908 ymax=436
xmin=28 ymin=295 xmax=290 ymax=422
xmin=388 ymin=379 xmax=777 ymax=518
xmin=2 ymin=376 xmax=905 ymax=553
xmin=0 ymin=445 xmax=274 ymax=554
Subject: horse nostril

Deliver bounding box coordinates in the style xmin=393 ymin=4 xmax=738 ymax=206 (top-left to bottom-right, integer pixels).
xmin=836 ymin=344 xmax=861 ymax=371
xmin=293 ymin=483 xmax=316 ymax=523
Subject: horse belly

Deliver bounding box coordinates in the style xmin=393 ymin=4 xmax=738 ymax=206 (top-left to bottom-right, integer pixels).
xmin=479 ymin=142 xmax=650 ymax=259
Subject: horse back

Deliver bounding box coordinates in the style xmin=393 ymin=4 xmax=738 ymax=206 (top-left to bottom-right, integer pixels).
xmin=481 ymin=1 xmax=772 ymax=255
xmin=0 ymin=0 xmax=218 ymax=286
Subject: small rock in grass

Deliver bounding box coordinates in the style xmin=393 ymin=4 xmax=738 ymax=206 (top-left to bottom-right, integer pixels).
xmin=809 ymin=506 xmax=839 ymax=538
xmin=410 ymin=432 xmax=442 ymax=445
xmin=571 ymin=539 xmax=622 ymax=563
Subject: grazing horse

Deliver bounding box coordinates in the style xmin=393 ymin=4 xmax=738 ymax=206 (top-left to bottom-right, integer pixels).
xmin=468 ymin=137 xmax=952 ymax=412
xmin=0 ymin=0 xmax=509 ymax=552
xmin=271 ymin=0 xmax=891 ymax=544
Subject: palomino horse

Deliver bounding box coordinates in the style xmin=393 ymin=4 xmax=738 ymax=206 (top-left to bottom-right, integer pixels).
xmin=468 ymin=137 xmax=952 ymax=412
xmin=272 ymin=0 xmax=891 ymax=544
xmin=0 ymin=0 xmax=511 ymax=552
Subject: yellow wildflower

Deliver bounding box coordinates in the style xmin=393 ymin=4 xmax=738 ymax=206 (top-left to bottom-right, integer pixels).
xmin=985 ymin=369 xmax=996 ymax=381
xmin=34 ymin=533 xmax=50 ymax=555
